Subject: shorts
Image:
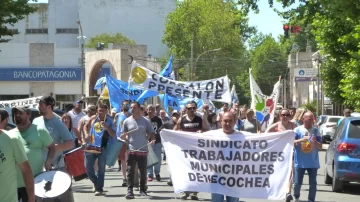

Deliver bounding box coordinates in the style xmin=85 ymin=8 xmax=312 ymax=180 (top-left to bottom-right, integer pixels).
xmin=118 ymin=145 xmax=127 ymax=161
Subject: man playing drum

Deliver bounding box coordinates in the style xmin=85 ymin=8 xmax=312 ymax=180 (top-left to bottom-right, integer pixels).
xmin=120 ymin=101 xmax=156 ymax=199
xmin=33 ymin=96 xmax=74 ymax=170
xmin=84 ymin=103 xmax=116 ymax=196
xmin=0 ymin=109 xmax=35 ymax=202
xmin=11 ymin=106 xmax=56 ymax=202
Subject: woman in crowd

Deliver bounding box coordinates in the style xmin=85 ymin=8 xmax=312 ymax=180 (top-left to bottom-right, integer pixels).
xmin=241 ymin=109 xmax=261 ymax=133
xmin=265 ymin=109 xmax=296 ymax=132
xmin=207 ymin=113 xmax=219 ymax=130
xmin=61 ymin=113 xmax=81 ymax=148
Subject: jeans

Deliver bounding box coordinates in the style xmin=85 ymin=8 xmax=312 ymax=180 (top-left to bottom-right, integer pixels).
xmin=18 ymin=187 xmax=28 ymax=202
xmin=147 ymin=143 xmax=162 ymax=177
xmin=127 ymin=153 xmax=147 ymax=191
xmin=293 ymin=168 xmax=317 ymax=202
xmin=211 ymin=193 xmax=239 ymax=202
xmin=85 ymin=151 xmax=107 ymax=192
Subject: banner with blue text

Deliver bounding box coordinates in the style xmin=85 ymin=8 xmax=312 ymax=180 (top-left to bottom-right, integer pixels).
xmin=129 ymin=62 xmax=231 ymax=103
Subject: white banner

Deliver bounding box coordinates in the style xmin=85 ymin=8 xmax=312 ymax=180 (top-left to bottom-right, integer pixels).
xmin=160 ymin=129 xmax=294 ymax=200
xmin=129 ymin=62 xmax=231 ymax=103
xmin=0 ymin=96 xmax=42 ymax=109
xmin=250 ymin=69 xmax=280 ymax=130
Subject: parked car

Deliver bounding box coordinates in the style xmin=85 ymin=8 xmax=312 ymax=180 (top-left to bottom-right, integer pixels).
xmin=319 ymin=116 xmax=342 ymax=142
xmin=317 ymin=115 xmax=328 ymax=127
xmin=324 ymin=117 xmax=360 ymax=192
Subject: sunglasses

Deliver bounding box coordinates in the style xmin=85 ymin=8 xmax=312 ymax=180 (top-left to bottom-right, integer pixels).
xmin=187 ymin=107 xmax=196 ymax=110
xmin=281 ymin=114 xmax=290 ymax=117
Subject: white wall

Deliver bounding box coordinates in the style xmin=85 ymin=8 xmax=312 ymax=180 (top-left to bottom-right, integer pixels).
xmin=0 ymin=43 xmax=30 ymax=66
xmin=78 ymin=0 xmax=175 ymax=57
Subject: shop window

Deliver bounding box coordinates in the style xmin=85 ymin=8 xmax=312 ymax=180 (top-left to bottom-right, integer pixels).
xmin=55 ymin=95 xmax=76 ymax=102
xmin=56 ymin=28 xmax=79 ymax=34
xmin=0 ymin=95 xmax=29 ymax=101
xmin=25 ymin=28 xmax=48 ymax=34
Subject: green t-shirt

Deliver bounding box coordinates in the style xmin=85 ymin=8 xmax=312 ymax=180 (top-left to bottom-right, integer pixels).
xmin=0 ymin=130 xmax=28 ymax=202
xmin=12 ymin=124 xmax=53 ymax=188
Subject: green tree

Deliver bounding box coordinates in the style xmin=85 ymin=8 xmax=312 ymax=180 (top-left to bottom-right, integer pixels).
xmin=86 ymin=33 xmax=136 ymax=48
xmin=249 ymin=35 xmax=287 ymax=95
xmin=0 ymin=0 xmax=37 ymax=42
xmin=162 ymin=0 xmax=254 ymax=104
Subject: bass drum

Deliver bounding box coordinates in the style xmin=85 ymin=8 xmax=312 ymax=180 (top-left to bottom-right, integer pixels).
xmin=34 ymin=170 xmax=75 ymax=202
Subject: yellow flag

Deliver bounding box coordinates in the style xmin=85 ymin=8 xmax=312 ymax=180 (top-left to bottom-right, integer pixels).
xmin=101 ymin=87 xmax=109 ymax=99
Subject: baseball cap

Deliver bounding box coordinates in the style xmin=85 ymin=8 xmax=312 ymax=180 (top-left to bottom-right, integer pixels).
xmin=12 ymin=106 xmax=31 ymax=114
xmin=75 ymin=100 xmax=84 ymax=104
xmin=172 ymin=110 xmax=179 ymax=115
xmin=39 ymin=96 xmax=56 ymax=107
xmin=0 ymin=108 xmax=9 ymax=122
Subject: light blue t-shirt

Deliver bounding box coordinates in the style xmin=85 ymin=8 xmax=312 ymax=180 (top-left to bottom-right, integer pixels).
xmin=88 ymin=115 xmax=114 ymax=147
xmin=33 ymin=116 xmax=73 ymax=168
xmin=294 ymin=126 xmax=322 ymax=169
xmin=337 ymin=117 xmax=344 ymax=126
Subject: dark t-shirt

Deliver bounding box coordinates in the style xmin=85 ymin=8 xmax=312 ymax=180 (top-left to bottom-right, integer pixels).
xmin=180 ymin=115 xmax=203 ymax=132
xmin=148 ymin=116 xmax=163 ymax=143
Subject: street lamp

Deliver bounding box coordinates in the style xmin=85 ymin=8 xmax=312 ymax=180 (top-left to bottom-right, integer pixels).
xmin=77 ymin=20 xmax=86 ymax=98
xmin=193 ymin=48 xmax=221 ymax=80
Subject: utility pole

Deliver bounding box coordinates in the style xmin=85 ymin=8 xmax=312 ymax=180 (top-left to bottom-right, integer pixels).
xmin=190 ymin=40 xmax=194 ymax=81
xmin=316 ymin=59 xmax=320 ymax=116
xmin=77 ymin=20 xmax=85 ymax=98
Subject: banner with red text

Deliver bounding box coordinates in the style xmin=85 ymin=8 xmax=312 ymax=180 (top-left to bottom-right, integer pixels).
xmin=160 ymin=129 xmax=294 ymax=200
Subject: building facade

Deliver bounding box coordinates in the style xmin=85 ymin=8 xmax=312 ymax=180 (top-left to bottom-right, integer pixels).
xmin=3 ymin=0 xmax=176 ymax=57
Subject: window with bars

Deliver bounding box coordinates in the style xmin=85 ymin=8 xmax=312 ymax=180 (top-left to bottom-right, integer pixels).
xmin=8 ymin=29 xmax=19 ymax=34
xmin=25 ymin=28 xmax=48 ymax=34
xmin=56 ymin=28 xmax=79 ymax=34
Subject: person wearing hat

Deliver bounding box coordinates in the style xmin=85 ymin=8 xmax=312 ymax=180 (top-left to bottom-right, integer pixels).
xmin=68 ymin=100 xmax=86 ymax=129
xmin=0 ymin=109 xmax=35 ymax=202
xmin=11 ymin=106 xmax=56 ymax=202
xmin=33 ymin=96 xmax=74 ymax=170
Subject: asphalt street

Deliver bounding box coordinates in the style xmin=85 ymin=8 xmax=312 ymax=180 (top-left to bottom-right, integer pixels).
xmin=72 ymin=144 xmax=360 ymax=202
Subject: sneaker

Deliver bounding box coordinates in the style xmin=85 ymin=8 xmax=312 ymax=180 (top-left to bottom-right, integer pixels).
xmin=285 ymin=193 xmax=294 ymax=202
xmin=92 ymin=184 xmax=96 ymax=193
xmin=147 ymin=177 xmax=153 ymax=181
xmin=180 ymin=192 xmax=189 ymax=200
xmin=134 ymin=186 xmax=139 ymax=191
xmin=167 ymin=180 xmax=173 ymax=186
xmin=122 ymin=179 xmax=128 ymax=187
xmin=125 ymin=190 xmax=135 ymax=199
xmin=95 ymin=191 xmax=104 ymax=196
xmin=139 ymin=190 xmax=148 ymax=196
xmin=162 ymin=160 xmax=166 ymax=164
xmin=155 ymin=174 xmax=161 ymax=181
xmin=190 ymin=192 xmax=198 ymax=200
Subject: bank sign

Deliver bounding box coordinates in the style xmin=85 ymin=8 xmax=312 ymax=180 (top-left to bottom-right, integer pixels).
xmin=294 ymin=68 xmax=318 ymax=82
xmin=0 ymin=67 xmax=82 ymax=81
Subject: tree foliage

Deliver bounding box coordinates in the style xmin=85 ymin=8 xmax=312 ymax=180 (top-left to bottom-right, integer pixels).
xmin=86 ymin=33 xmax=136 ymax=48
xmin=162 ymin=0 xmax=254 ymax=105
xmin=0 ymin=0 xmax=37 ymax=42
xmin=249 ymin=34 xmax=288 ymax=95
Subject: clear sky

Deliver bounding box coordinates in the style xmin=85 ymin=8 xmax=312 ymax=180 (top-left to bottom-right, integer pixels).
xmin=32 ymin=0 xmax=294 ymax=38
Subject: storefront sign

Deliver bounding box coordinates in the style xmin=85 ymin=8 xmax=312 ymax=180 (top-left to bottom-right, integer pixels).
xmin=0 ymin=68 xmax=83 ymax=81
xmin=294 ymin=68 xmax=318 ymax=82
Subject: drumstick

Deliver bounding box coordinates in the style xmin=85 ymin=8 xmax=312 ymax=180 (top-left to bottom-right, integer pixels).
xmin=117 ymin=127 xmax=138 ymax=142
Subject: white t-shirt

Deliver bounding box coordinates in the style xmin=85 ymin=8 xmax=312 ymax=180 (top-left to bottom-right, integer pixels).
xmin=67 ymin=110 xmax=85 ymax=128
